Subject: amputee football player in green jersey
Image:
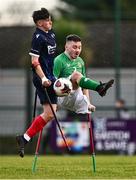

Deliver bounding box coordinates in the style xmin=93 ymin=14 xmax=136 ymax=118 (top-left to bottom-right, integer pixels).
xmin=53 ymin=34 xmax=114 ymax=114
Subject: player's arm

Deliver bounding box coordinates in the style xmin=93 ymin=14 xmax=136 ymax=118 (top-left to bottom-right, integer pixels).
xmin=81 ymin=61 xmax=95 ymax=112
xmin=83 ymin=89 xmax=96 ymax=112
xmin=29 ymin=34 xmax=51 ymax=87
xmin=31 ymin=56 xmax=51 ymax=87
xmin=83 ymin=89 xmax=90 ymax=100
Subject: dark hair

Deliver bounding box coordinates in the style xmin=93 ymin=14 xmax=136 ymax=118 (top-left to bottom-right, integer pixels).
xmin=66 ymin=34 xmax=81 ymax=42
xmin=32 ymin=8 xmax=50 ymax=23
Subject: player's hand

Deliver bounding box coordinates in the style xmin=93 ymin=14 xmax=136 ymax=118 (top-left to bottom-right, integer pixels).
xmin=88 ymin=104 xmax=96 ymax=112
xmin=42 ymin=77 xmax=52 ymax=87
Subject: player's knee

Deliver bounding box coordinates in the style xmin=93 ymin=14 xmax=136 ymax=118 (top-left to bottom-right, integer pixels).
xmin=43 ymin=112 xmax=54 ymax=122
xmin=47 ymin=113 xmax=54 ymax=121
xmin=71 ymin=71 xmax=82 ymax=83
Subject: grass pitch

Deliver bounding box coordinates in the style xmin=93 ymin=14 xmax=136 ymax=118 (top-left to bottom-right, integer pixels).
xmin=1 ymin=155 xmax=136 ymax=179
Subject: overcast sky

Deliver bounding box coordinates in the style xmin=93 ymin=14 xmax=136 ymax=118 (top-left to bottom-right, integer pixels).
xmin=0 ymin=0 xmax=58 ymax=10
xmin=0 ymin=0 xmax=59 ymax=26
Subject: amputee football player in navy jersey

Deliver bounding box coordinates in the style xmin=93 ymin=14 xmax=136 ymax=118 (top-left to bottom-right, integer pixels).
xmin=16 ymin=8 xmax=58 ymax=157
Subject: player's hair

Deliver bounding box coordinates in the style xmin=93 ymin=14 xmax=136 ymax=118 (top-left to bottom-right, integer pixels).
xmin=66 ymin=34 xmax=81 ymax=42
xmin=32 ymin=8 xmax=50 ymax=24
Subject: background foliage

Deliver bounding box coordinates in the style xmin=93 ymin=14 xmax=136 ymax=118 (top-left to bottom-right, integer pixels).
xmin=0 ymin=0 xmax=136 ymax=68
xmin=57 ymin=0 xmax=136 ymax=21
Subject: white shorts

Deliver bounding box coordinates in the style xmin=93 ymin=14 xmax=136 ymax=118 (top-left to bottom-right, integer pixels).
xmin=57 ymin=88 xmax=90 ymax=114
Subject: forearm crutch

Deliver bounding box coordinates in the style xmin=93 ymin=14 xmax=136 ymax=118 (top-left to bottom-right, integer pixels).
xmin=32 ymin=130 xmax=43 ymax=173
xmin=32 ymin=90 xmax=43 ymax=173
xmin=33 ymin=90 xmax=38 ymax=118
xmin=87 ymin=113 xmax=96 ymax=172
xmin=44 ymin=88 xmax=71 ymax=152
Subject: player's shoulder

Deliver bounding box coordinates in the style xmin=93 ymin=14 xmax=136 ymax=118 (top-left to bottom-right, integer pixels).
xmin=33 ymin=29 xmax=43 ymax=41
xmin=54 ymin=53 xmax=65 ymax=61
xmin=49 ymin=29 xmax=56 ymax=38
xmin=77 ymin=56 xmax=85 ymax=65
xmin=33 ymin=28 xmax=55 ymax=40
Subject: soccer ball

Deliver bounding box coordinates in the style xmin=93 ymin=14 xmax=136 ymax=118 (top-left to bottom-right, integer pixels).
xmin=53 ymin=78 xmax=73 ymax=97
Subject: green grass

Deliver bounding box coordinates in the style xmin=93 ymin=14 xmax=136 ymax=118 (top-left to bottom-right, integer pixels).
xmin=1 ymin=155 xmax=136 ymax=179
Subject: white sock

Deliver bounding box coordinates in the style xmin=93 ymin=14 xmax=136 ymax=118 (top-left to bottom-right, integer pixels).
xmin=24 ymin=133 xmax=31 ymax=142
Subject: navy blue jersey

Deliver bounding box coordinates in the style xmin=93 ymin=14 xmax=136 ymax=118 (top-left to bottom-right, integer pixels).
xmin=29 ymin=28 xmax=57 ymax=81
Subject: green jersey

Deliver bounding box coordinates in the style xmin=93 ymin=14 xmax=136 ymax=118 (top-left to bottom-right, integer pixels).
xmin=53 ymin=52 xmax=86 ymax=78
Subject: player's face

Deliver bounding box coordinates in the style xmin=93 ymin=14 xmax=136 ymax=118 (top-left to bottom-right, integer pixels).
xmin=37 ymin=16 xmax=52 ymax=31
xmin=66 ymin=41 xmax=82 ymax=59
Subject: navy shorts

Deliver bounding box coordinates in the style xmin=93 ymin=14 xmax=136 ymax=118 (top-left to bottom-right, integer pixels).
xmin=33 ymin=73 xmax=57 ymax=105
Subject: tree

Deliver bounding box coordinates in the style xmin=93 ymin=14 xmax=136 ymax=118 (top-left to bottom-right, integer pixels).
xmin=57 ymin=0 xmax=136 ymax=21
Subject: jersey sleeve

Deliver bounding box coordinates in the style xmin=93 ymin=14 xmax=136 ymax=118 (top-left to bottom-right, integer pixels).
xmin=80 ymin=58 xmax=86 ymax=77
xmin=82 ymin=64 xmax=86 ymax=77
xmin=53 ymin=57 xmax=63 ymax=78
xmin=29 ymin=34 xmax=43 ymax=57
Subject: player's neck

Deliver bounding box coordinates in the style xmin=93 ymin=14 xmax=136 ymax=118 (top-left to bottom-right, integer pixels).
xmin=64 ymin=51 xmax=74 ymax=60
xmin=37 ymin=26 xmax=49 ymax=33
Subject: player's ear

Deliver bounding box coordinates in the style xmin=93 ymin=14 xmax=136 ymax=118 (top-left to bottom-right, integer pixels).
xmin=65 ymin=44 xmax=68 ymax=50
xmin=37 ymin=20 xmax=43 ymax=27
xmin=65 ymin=42 xmax=70 ymax=50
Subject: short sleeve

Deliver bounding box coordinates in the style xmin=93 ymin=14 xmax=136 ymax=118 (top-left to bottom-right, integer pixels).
xmin=29 ymin=34 xmax=43 ymax=57
xmin=80 ymin=58 xmax=86 ymax=77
